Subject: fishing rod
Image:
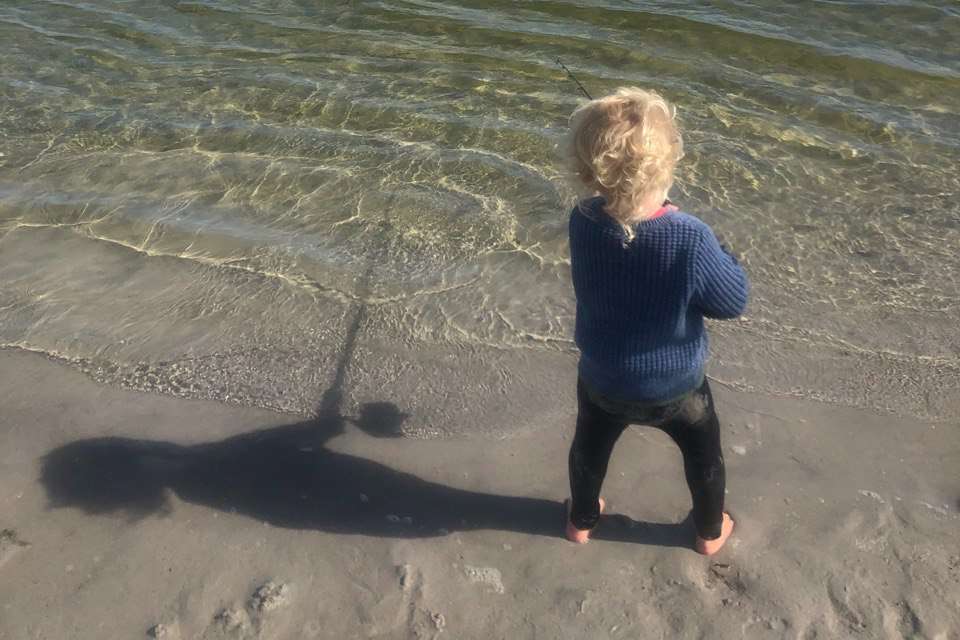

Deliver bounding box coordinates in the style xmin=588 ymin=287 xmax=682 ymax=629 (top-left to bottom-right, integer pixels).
xmin=556 ymin=57 xmax=593 ymax=100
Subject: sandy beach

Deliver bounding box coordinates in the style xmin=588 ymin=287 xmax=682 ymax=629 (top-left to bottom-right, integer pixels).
xmin=2 ymin=347 xmax=958 ymax=639
xmin=2 ymin=0 xmax=960 ymax=638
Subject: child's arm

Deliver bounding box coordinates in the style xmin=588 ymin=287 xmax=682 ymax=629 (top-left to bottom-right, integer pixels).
xmin=693 ymin=226 xmax=749 ymax=319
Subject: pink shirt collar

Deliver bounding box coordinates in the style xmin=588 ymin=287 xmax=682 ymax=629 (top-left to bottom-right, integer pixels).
xmin=648 ymin=201 xmax=678 ymax=220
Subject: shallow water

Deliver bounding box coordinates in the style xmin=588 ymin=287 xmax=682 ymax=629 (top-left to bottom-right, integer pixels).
xmin=1 ymin=0 xmax=959 ymax=432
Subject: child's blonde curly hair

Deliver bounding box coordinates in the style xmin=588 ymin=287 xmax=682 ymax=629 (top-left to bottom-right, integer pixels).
xmin=566 ymin=87 xmax=684 ymax=240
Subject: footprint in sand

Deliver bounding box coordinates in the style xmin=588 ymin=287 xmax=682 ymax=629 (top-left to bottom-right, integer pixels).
xmin=213 ymin=608 xmax=253 ymax=637
xmin=0 ymin=529 xmax=30 ymax=568
xmin=463 ymin=565 xmax=505 ymax=594
xmin=250 ymin=581 xmax=292 ymax=615
xmin=147 ymin=622 xmax=182 ymax=639
xmin=201 ymin=581 xmax=291 ymax=639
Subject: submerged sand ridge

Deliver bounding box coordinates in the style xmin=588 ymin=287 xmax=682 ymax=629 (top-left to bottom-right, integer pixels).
xmin=2 ymin=350 xmax=959 ymax=638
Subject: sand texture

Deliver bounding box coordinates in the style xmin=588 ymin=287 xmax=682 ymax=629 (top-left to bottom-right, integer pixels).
xmin=1 ymin=348 xmax=958 ymax=639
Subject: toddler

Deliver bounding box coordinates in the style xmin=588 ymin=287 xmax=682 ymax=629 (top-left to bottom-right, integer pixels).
xmin=565 ymin=87 xmax=748 ymax=555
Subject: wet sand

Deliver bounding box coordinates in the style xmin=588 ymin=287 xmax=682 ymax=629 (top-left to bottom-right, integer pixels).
xmin=1 ymin=347 xmax=958 ymax=639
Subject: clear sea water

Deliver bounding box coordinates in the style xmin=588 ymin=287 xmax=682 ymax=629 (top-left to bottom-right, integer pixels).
xmin=2 ymin=1 xmax=958 ymax=434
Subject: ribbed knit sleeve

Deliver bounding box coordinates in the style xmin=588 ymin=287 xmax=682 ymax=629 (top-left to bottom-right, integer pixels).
xmin=693 ymin=226 xmax=749 ymax=319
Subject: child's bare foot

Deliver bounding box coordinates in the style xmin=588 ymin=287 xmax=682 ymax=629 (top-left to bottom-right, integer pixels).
xmin=695 ymin=512 xmax=735 ymax=555
xmin=565 ymin=497 xmax=605 ymax=544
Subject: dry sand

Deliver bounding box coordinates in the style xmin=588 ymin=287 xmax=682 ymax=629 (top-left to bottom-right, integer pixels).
xmin=1 ymin=347 xmax=958 ymax=639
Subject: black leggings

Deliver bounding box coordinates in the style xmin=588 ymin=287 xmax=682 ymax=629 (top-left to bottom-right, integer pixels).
xmin=568 ymin=377 xmax=726 ymax=539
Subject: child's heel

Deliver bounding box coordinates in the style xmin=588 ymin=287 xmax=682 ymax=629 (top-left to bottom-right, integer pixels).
xmin=564 ymin=497 xmax=605 ymax=544
xmin=695 ymin=512 xmax=735 ymax=555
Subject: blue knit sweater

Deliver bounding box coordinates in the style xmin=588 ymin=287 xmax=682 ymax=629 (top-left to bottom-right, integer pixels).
xmin=569 ymin=197 xmax=749 ymax=403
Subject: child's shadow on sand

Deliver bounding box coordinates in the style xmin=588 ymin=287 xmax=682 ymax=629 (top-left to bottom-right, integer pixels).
xmin=39 ymin=389 xmax=693 ymax=548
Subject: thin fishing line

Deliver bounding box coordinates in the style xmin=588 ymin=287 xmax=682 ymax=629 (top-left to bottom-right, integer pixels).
xmin=556 ymin=57 xmax=593 ymax=100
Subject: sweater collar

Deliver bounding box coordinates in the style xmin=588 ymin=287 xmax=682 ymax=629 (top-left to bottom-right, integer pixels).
xmin=649 ymin=200 xmax=679 ymax=220
xmin=584 ymin=197 xmax=678 ymax=226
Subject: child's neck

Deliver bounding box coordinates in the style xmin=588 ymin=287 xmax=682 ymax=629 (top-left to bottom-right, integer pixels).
xmin=632 ymin=191 xmax=671 ymax=221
